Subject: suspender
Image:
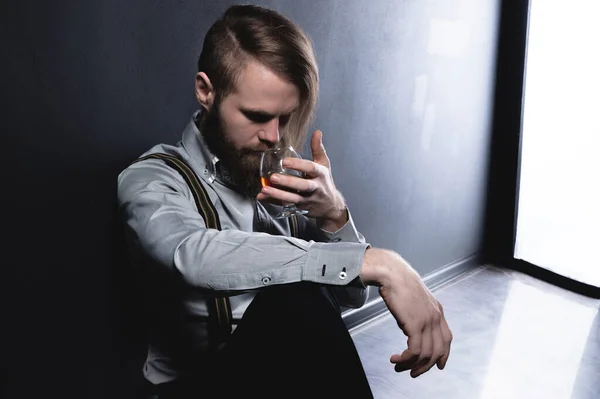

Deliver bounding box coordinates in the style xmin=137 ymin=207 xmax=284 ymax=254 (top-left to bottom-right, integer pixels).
xmin=131 ymin=152 xmax=300 ymax=348
xmin=289 ymin=209 xmax=299 ymax=239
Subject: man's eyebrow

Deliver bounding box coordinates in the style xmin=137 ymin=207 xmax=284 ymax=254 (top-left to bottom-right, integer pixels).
xmin=240 ymin=106 xmax=299 ymax=118
xmin=240 ymin=108 xmax=276 ymax=119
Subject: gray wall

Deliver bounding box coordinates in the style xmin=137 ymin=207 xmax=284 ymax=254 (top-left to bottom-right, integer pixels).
xmin=2 ymin=1 xmax=500 ymax=398
xmin=307 ymin=0 xmax=499 ymax=278
xmin=262 ymin=0 xmax=501 ymax=300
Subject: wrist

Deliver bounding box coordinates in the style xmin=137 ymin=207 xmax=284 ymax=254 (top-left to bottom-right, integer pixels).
xmin=319 ymin=201 xmax=348 ymax=232
xmin=360 ymin=248 xmax=392 ymax=287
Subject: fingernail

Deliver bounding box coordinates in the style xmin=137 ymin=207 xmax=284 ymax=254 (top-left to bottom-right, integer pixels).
xmin=270 ymin=174 xmax=280 ymax=183
xmin=262 ymin=187 xmax=271 ymax=194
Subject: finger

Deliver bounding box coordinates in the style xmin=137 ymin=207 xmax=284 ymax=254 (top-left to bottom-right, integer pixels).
xmin=392 ymin=349 xmax=418 ymax=373
xmin=256 ymin=192 xmax=283 ymax=205
xmin=282 ymin=157 xmax=325 ymax=178
xmin=270 ymin=173 xmax=317 ymax=194
xmin=310 ymin=129 xmax=330 ymax=167
xmin=391 ymin=331 xmax=422 ymax=372
xmin=409 ymin=324 xmax=433 ymax=378
xmin=437 ymin=314 xmax=453 ymax=370
xmin=412 ymin=323 xmax=443 ymax=378
xmin=261 ymin=185 xmax=304 ymax=205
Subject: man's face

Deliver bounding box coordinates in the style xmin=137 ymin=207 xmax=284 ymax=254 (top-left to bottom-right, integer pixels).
xmin=200 ymin=61 xmax=300 ymax=197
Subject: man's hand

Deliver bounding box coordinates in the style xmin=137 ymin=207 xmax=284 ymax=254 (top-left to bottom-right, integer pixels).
xmin=361 ymin=248 xmax=453 ymax=378
xmin=256 ymin=130 xmax=347 ymax=231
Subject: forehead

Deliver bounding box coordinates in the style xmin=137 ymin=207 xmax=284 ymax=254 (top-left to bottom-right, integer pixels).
xmin=227 ymin=61 xmax=300 ymax=113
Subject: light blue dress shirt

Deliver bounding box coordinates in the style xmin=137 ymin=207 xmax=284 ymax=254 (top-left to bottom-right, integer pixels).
xmin=117 ymin=111 xmax=370 ymax=384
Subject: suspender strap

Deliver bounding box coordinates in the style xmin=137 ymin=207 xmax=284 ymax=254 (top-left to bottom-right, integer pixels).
xmin=131 ymin=153 xmax=232 ymax=348
xmin=289 ymin=214 xmax=299 ymax=239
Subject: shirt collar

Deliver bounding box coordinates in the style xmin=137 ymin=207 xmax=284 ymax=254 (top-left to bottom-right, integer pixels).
xmin=182 ymin=110 xmax=237 ymax=187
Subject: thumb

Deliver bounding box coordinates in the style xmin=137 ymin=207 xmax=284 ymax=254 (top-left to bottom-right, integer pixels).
xmin=311 ymin=129 xmax=329 ymax=167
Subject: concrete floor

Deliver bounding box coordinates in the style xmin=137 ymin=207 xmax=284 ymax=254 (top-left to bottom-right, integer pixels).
xmin=351 ymin=265 xmax=600 ymax=399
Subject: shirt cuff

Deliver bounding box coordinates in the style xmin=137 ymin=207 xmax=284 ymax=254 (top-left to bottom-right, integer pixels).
xmin=320 ymin=208 xmax=363 ymax=244
xmin=303 ymin=241 xmax=368 ymax=286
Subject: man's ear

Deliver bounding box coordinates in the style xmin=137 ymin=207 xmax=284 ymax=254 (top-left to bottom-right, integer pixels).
xmin=195 ymin=72 xmax=215 ymax=111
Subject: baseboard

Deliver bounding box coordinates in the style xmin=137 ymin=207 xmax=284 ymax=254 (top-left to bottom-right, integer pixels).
xmin=342 ymin=253 xmax=482 ymax=332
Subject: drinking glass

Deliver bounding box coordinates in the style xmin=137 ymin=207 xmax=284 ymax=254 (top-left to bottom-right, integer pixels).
xmin=260 ymin=146 xmax=309 ymax=219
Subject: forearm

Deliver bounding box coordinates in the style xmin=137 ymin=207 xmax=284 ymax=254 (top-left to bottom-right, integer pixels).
xmin=119 ymin=183 xmax=367 ymax=293
xmin=360 ymin=247 xmax=420 ymax=289
xmin=170 ymin=228 xmax=367 ymax=291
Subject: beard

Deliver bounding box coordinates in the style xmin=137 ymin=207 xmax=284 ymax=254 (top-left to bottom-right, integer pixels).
xmin=197 ymin=104 xmax=269 ymax=198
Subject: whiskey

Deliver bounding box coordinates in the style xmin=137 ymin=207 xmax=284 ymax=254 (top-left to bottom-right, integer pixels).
xmin=260 ymin=169 xmax=306 ymax=193
xmin=260 ymin=176 xmax=271 ymax=188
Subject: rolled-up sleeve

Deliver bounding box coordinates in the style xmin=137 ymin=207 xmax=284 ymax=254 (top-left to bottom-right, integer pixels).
xmin=117 ymin=160 xmax=369 ymax=294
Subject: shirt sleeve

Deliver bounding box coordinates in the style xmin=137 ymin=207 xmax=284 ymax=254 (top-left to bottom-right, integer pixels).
xmin=296 ymin=209 xmax=370 ymax=309
xmin=117 ymin=159 xmax=369 ymax=294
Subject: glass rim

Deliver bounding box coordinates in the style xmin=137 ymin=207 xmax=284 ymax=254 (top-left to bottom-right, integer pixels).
xmin=262 ymin=145 xmax=296 ymax=154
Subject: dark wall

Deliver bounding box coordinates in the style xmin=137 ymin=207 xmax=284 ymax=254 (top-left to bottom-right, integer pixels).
xmin=483 ymin=0 xmax=530 ymax=265
xmin=2 ymin=1 xmax=500 ymax=398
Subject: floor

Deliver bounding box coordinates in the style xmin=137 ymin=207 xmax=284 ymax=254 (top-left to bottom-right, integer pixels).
xmin=351 ymin=265 xmax=600 ymax=399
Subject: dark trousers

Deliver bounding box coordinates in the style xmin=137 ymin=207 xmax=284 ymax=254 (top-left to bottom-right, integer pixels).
xmin=153 ymin=283 xmax=374 ymax=398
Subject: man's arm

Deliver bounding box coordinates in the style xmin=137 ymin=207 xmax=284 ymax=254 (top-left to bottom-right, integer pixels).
xmin=295 ymin=211 xmax=453 ymax=379
xmin=257 ymin=130 xmax=372 ymax=307
xmin=257 ymin=130 xmax=453 ymax=378
xmin=117 ymin=159 xmax=368 ymax=294
xmin=295 ymin=208 xmax=370 ymax=309
xmin=360 ymin=248 xmax=454 ymax=379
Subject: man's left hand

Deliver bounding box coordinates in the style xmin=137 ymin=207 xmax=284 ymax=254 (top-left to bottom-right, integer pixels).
xmin=256 ymin=130 xmax=348 ymax=232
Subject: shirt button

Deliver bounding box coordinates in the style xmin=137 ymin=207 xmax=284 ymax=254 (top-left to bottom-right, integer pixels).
xmin=338 ymin=271 xmax=347 ymax=280
xmin=203 ymin=169 xmax=208 ymax=175
xmin=261 ymin=277 xmax=271 ymax=285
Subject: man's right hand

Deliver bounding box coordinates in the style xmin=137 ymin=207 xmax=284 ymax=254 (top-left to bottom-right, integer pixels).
xmin=360 ymin=248 xmax=453 ymax=378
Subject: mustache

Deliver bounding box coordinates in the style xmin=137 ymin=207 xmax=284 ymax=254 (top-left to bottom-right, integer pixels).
xmin=240 ymin=144 xmax=274 ymax=154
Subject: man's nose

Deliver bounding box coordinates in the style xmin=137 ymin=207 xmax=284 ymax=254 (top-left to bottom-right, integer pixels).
xmin=258 ymin=118 xmax=280 ymax=145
